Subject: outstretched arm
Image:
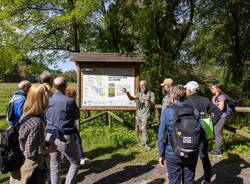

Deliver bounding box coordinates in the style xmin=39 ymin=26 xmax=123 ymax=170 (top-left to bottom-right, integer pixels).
xmin=122 ymin=88 xmax=137 ymax=101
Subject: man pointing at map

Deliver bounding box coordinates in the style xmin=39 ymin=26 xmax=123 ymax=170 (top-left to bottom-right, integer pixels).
xmin=122 ymin=80 xmax=156 ymax=150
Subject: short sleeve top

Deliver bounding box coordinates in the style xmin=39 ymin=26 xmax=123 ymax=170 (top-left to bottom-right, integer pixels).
xmin=212 ymin=93 xmax=227 ymax=118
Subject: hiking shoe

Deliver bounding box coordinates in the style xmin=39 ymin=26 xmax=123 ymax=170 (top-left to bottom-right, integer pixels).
xmin=80 ymin=157 xmax=92 ymax=165
xmin=210 ymin=151 xmax=222 ymax=157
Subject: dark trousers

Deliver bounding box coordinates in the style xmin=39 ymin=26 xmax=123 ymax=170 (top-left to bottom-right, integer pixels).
xmin=214 ymin=117 xmax=227 ymax=153
xmin=166 ymin=152 xmax=198 ymax=184
xmin=199 ymin=140 xmax=211 ymax=182
xmin=76 ymin=131 xmax=85 ymax=158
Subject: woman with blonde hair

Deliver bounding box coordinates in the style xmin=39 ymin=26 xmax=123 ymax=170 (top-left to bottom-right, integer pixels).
xmin=10 ymin=83 xmax=55 ymax=184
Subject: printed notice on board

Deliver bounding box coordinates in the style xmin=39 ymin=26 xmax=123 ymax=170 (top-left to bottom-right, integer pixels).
xmin=82 ymin=68 xmax=135 ymax=106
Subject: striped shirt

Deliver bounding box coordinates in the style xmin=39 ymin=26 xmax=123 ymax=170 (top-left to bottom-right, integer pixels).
xmin=19 ymin=116 xmax=45 ymax=159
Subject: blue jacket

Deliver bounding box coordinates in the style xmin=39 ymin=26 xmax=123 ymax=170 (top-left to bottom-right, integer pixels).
xmin=10 ymin=91 xmax=27 ymax=126
xmin=158 ymin=101 xmax=200 ymax=157
xmin=45 ymin=91 xmax=80 ymax=132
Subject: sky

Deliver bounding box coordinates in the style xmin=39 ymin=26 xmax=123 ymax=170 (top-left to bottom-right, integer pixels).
xmin=51 ymin=60 xmax=77 ymax=72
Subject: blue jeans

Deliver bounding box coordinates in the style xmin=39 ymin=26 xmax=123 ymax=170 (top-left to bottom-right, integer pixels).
xmin=166 ymin=152 xmax=198 ymax=184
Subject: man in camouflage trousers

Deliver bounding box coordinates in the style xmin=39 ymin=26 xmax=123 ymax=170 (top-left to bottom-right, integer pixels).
xmin=122 ymin=80 xmax=155 ymax=150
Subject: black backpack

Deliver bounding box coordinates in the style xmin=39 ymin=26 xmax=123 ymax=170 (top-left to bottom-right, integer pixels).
xmin=0 ymin=115 xmax=33 ymax=173
xmin=169 ymin=104 xmax=201 ymax=157
xmin=6 ymin=98 xmax=15 ymax=122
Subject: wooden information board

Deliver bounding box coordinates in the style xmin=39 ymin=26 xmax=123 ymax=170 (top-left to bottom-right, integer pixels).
xmin=71 ymin=53 xmax=145 ymax=110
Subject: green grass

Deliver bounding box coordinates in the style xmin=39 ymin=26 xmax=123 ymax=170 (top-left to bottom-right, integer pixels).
xmin=0 ymin=83 xmax=17 ymax=114
xmin=0 ymin=83 xmax=17 ymax=129
xmin=80 ymin=122 xmax=158 ymax=163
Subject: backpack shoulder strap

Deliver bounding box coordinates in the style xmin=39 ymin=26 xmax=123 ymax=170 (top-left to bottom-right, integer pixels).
xmin=170 ymin=103 xmax=196 ymax=119
xmin=169 ymin=104 xmax=180 ymax=124
xmin=16 ymin=114 xmax=34 ymax=129
xmin=147 ymin=90 xmax=152 ymax=96
xmin=188 ymin=98 xmax=195 ymax=107
xmin=12 ymin=95 xmax=24 ymax=102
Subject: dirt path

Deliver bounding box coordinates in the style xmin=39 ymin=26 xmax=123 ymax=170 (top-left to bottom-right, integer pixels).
xmin=76 ymin=153 xmax=250 ymax=184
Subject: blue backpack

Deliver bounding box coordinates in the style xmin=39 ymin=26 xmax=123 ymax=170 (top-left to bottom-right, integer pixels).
xmin=215 ymin=93 xmax=236 ymax=116
xmin=226 ymin=98 xmax=236 ymax=116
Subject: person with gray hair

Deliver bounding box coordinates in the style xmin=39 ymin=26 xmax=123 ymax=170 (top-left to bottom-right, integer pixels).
xmin=39 ymin=71 xmax=53 ymax=87
xmin=8 ymin=80 xmax=31 ymax=126
xmin=184 ymin=81 xmax=222 ymax=184
xmin=45 ymin=76 xmax=80 ymax=184
xmin=122 ymin=80 xmax=156 ymax=150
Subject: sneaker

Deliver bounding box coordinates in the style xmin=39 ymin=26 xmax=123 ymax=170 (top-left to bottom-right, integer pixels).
xmin=210 ymin=151 xmax=222 ymax=157
xmin=201 ymin=180 xmax=210 ymax=184
xmin=80 ymin=157 xmax=92 ymax=165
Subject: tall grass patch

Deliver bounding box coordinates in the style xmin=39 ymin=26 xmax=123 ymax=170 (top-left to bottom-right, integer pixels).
xmin=0 ymin=83 xmax=17 ymax=114
xmin=79 ymin=121 xmax=159 ymax=164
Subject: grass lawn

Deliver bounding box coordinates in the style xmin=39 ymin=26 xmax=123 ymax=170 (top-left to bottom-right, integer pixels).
xmin=0 ymin=83 xmax=17 ymax=129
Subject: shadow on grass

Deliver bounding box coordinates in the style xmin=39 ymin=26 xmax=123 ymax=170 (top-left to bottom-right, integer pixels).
xmin=92 ymin=160 xmax=157 ymax=184
xmin=223 ymin=136 xmax=250 ymax=153
xmin=91 ymin=151 xmax=140 ymax=173
xmin=76 ymin=151 xmax=140 ymax=182
xmin=84 ymin=145 xmax=123 ymax=159
xmin=196 ymin=153 xmax=250 ymax=184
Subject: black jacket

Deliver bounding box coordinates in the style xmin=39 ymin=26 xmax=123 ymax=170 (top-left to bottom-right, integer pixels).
xmin=185 ymin=93 xmax=222 ymax=124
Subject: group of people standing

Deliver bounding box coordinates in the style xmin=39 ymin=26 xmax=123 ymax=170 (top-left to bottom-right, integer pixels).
xmin=124 ymin=78 xmax=228 ymax=184
xmin=8 ymin=71 xmax=90 ymax=184
xmin=123 ymin=78 xmax=229 ymax=184
xmin=7 ymin=72 xmax=229 ymax=184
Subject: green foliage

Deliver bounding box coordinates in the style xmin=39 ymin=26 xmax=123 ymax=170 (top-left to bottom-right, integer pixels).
xmin=0 ymin=47 xmax=24 ymax=76
xmin=0 ymin=0 xmax=249 ymax=99
xmin=0 ymin=0 xmax=99 ymax=62
xmin=81 ymin=122 xmax=138 ymax=148
xmin=223 ymin=130 xmax=250 ymax=156
xmin=192 ymin=0 xmax=250 ymax=84
xmin=61 ymin=70 xmax=77 ymax=82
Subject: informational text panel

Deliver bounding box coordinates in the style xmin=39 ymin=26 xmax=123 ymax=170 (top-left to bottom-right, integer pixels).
xmin=82 ymin=68 xmax=136 ymax=107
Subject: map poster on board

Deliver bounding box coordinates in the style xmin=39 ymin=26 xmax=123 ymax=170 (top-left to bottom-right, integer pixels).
xmin=82 ymin=68 xmax=136 ymax=106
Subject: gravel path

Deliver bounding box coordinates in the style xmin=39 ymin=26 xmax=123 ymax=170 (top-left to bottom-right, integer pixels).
xmin=76 ymin=153 xmax=250 ymax=184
